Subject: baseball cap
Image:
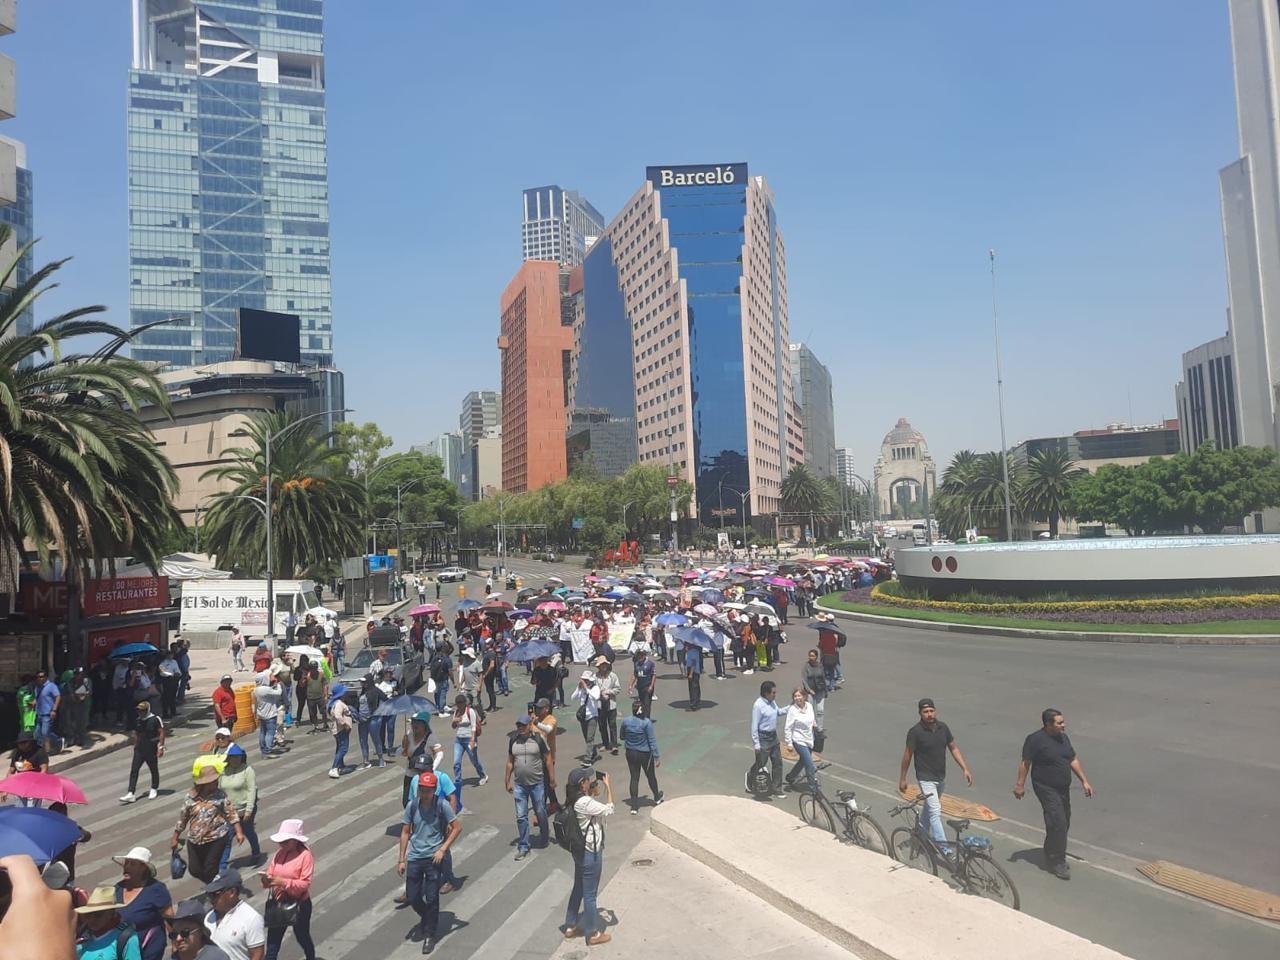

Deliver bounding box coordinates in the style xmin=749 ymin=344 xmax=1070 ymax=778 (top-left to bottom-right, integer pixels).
xmin=417 ymin=771 xmax=438 ymax=790
xmin=516 ymin=714 xmax=531 ymax=725
xmin=204 ymin=869 xmax=242 ymax=894
xmin=535 ymin=697 xmax=551 ymax=709
xmin=215 ymin=727 xmax=232 ymax=737
xmin=220 ymin=674 xmax=233 ymax=682
xmin=169 ymin=899 xmax=206 ymax=922
xmin=917 ymin=698 xmax=935 ymax=711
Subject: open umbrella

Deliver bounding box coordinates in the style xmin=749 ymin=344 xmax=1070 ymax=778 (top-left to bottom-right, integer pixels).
xmin=536 ymin=600 xmax=566 ymax=612
xmin=456 ymin=599 xmax=482 ymax=612
xmin=285 ymin=645 xmax=324 ymax=661
xmin=655 ymin=612 xmax=688 ymax=627
xmin=0 ymin=771 xmax=88 ymax=805
xmin=679 ymin=571 xmax=700 ymax=580
xmin=669 ymin=625 xmax=718 ymax=652
xmin=373 ymin=695 xmax=437 ymax=718
xmin=511 ymin=608 xmax=535 ymax=619
xmin=545 ymin=576 xmax=565 ymax=585
xmin=744 ymin=601 xmax=777 ymax=618
xmin=0 ymin=807 xmax=82 ymax=863
xmin=602 ymin=589 xmax=631 ymax=599
xmin=693 ymin=603 xmax=719 ymax=618
xmin=587 ymin=597 xmax=616 ymax=605
xmin=698 ymin=588 xmax=725 ymax=604
xmin=807 ymin=621 xmax=848 ymax=641
xmin=482 ymin=600 xmax=514 ymax=612
xmin=721 ymin=602 xmax=748 ymax=611
xmin=409 ymin=604 xmax=441 ymax=616
xmin=504 ymin=639 xmax=562 ymax=663
xmin=766 ymin=576 xmax=796 ymax=587
xmin=553 ymin=587 xmax=570 ymax=596
xmin=107 ymin=642 xmax=159 ymax=659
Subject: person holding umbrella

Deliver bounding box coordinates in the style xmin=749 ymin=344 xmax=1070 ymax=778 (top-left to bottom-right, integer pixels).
xmin=171 ymin=766 xmax=245 ymax=885
xmin=74 ymin=885 xmax=143 ymax=960
xmin=119 ymin=699 xmax=165 ymax=804
xmin=112 ymin=846 xmax=171 ymax=960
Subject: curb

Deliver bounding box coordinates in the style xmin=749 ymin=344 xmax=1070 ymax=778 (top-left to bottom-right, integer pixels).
xmin=815 ymin=603 xmax=1280 ymax=645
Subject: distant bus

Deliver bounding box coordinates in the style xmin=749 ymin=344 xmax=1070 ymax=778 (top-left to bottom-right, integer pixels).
xmin=911 ymin=522 xmax=928 ymax=545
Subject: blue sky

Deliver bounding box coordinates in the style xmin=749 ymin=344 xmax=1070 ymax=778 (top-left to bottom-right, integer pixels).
xmin=9 ymin=1 xmax=1238 ymax=476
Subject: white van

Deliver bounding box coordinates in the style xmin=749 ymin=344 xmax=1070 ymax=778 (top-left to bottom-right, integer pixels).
xmin=911 ymin=523 xmax=928 ymax=546
xmin=179 ymin=579 xmax=328 ymax=644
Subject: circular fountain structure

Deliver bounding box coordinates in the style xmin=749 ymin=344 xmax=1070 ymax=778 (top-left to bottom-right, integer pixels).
xmin=894 ymin=535 xmax=1280 ymax=598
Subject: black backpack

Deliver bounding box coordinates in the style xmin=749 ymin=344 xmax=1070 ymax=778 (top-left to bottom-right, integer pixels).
xmin=553 ymin=770 xmax=591 ymax=859
xmin=746 ymin=759 xmax=773 ymax=799
xmin=430 ymin=654 xmax=450 ymax=683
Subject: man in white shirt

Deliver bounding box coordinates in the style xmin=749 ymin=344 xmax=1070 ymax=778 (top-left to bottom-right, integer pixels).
xmin=203 ymin=870 xmax=265 ymax=960
xmin=157 ymin=646 xmax=183 ymax=719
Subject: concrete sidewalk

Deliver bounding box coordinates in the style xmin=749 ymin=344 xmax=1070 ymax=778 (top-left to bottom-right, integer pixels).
xmin=50 ymin=595 xmax=412 ymax=773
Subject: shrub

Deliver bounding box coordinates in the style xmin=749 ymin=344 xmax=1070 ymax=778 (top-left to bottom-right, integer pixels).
xmin=869 ymin=581 xmax=1280 ymax=615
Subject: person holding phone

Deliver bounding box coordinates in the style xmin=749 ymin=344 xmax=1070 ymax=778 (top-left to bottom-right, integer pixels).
xmin=562 ymin=768 xmax=613 ymax=946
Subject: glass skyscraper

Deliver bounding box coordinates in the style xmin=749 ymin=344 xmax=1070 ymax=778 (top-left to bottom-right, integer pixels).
xmin=522 ymin=186 xmax=604 ymax=266
xmin=127 ymin=0 xmax=331 ymax=367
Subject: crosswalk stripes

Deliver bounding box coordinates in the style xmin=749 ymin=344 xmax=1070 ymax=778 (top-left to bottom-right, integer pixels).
xmin=314 ymin=825 xmax=500 ymax=960
xmin=442 ymin=867 xmax=573 ymax=960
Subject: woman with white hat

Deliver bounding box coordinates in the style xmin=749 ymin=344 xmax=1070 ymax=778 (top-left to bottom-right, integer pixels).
xmin=262 ymin=818 xmax=316 ymax=960
xmin=112 ymin=846 xmax=172 ymax=960
xmin=75 ymin=884 xmax=142 ymax=959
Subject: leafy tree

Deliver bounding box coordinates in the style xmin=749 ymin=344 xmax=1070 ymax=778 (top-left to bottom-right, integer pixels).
xmin=1019 ymin=449 xmax=1086 ymax=538
xmin=0 ymin=226 xmax=182 ymax=594
xmin=336 ymin=421 xmax=392 ymax=479
xmin=201 ymin=411 xmax=362 ymax=577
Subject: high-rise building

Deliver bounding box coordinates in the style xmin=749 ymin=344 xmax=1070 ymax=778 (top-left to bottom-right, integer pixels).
xmin=0 ymin=136 xmax=32 ymax=339
xmin=0 ymin=3 xmax=21 ymax=294
xmin=498 ymin=261 xmax=574 ymax=493
xmin=412 ymin=432 xmax=466 ymax=489
xmin=835 ymin=448 xmax=856 ymax=488
xmin=789 ymin=343 xmax=836 ymax=479
xmin=459 ymin=390 xmax=501 ymax=449
xmin=522 ymin=186 xmax=604 ymax=266
xmin=575 ymin=163 xmax=799 ymax=527
xmin=1220 ymin=2 xmax=1280 ymax=511
xmin=1174 ymin=333 xmax=1239 ymax=454
xmin=127 ymin=0 xmax=332 ymax=367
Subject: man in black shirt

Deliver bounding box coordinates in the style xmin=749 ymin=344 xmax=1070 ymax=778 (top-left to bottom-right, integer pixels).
xmin=8 ymin=729 xmax=49 ymax=775
xmin=1015 ymin=708 xmax=1094 ymax=880
xmin=898 ymin=698 xmax=973 ymax=850
xmin=119 ymin=699 xmax=166 ymax=803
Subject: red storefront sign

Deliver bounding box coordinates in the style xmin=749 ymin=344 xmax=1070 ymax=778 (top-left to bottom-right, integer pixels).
xmin=21 ymin=577 xmax=170 ymax=620
xmin=85 ymin=622 xmax=164 ymax=666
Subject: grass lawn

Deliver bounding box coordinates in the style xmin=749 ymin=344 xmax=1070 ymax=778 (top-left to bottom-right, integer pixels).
xmin=820 ymin=596 xmax=1280 ymax=635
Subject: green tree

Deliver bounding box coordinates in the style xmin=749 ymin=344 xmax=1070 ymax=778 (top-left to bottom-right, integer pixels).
xmin=1019 ymin=449 xmax=1086 ymax=538
xmin=1169 ymin=444 xmax=1280 ymax=533
xmin=781 ymin=464 xmax=826 ymax=544
xmin=0 ymin=227 xmax=182 ymax=594
xmin=336 ymin=421 xmax=392 ymax=478
xmin=200 ymin=411 xmax=362 ymax=577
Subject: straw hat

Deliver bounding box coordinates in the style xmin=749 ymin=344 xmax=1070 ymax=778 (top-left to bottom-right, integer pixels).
xmin=269 ymin=818 xmax=308 ymax=844
xmin=194 ymin=766 xmax=220 ymax=785
xmin=111 ymin=846 xmax=156 ymax=878
xmin=76 ymin=886 xmax=121 ymax=915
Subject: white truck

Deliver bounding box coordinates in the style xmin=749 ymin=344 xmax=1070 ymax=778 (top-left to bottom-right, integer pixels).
xmin=179 ymin=579 xmax=329 ymax=646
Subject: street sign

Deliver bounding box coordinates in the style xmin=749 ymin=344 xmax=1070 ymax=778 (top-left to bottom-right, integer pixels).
xmin=666 ymin=475 xmax=678 ymax=488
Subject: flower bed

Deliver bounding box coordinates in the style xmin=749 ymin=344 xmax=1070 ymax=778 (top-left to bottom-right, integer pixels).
xmin=866 ymin=582 xmax=1280 ymax=616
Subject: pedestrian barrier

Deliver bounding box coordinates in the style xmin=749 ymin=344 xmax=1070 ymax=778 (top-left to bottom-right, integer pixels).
xmin=232 ymin=682 xmax=258 ymax=736
xmin=1137 ymin=860 xmax=1280 ymax=920
xmin=897 ymin=784 xmax=999 ymax=821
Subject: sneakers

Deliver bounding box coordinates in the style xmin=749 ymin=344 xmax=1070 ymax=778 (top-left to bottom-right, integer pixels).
xmin=118 ymin=792 xmax=137 ymax=804
xmin=586 ymin=932 xmax=612 ymax=946
xmin=422 ymin=938 xmax=437 ymax=955
xmin=514 ymin=848 xmax=529 ymax=860
xmin=630 ymin=808 xmax=638 ymax=816
xmin=147 ymin=789 xmax=158 ymax=800
xmin=361 ymin=761 xmax=372 ymax=770
xmin=654 ymin=791 xmax=665 ymax=805
xmin=744 ymin=669 xmax=754 ymax=675
xmin=1052 ymin=861 xmax=1071 ymax=880
xmin=328 ymin=768 xmax=340 ymax=779
xmin=563 ymin=926 xmax=582 ymax=940
xmin=478 ymin=775 xmax=489 ymax=786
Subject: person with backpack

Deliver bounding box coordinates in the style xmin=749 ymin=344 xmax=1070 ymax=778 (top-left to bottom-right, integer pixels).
xmin=558 ymin=768 xmax=613 ymax=946
xmin=74 ymin=885 xmax=142 ymax=960
xmin=398 ymin=771 xmax=461 ymax=955
xmin=450 ymin=694 xmax=487 ymax=809
xmin=428 ymin=644 xmax=453 ymax=713
xmin=505 ymin=714 xmax=552 ymax=860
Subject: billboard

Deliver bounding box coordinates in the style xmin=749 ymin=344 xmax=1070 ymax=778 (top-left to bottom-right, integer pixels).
xmin=236 ymin=307 xmax=301 ymax=365
xmin=646 ymin=163 xmax=748 ymax=189
xmin=21 ymin=577 xmax=170 ymax=620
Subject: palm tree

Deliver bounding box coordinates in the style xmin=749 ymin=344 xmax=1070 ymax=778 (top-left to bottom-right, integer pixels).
xmin=935 ymin=450 xmax=979 ymax=538
xmin=969 ymin=452 xmax=1022 ymax=539
xmin=781 ymin=464 xmax=826 ymax=542
xmin=0 ymin=226 xmax=181 ymax=595
xmin=1020 ymin=448 xmax=1086 ymax=538
xmin=200 ymin=411 xmax=362 ymax=577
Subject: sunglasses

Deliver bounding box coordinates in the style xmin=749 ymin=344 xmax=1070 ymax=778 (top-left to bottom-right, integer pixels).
xmin=168 ymin=928 xmax=200 ymax=940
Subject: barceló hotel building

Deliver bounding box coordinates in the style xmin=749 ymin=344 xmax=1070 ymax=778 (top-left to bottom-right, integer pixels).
xmin=571 ymin=163 xmax=803 ymax=527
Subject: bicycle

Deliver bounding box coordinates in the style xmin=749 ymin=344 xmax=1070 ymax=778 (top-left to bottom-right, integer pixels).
xmin=888 ymin=795 xmax=1020 ymax=910
xmin=797 ymin=783 xmax=891 ymax=857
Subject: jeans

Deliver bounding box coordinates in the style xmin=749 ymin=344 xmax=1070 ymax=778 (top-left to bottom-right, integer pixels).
xmin=918 ymin=779 xmax=946 ymax=844
xmin=383 ymin=716 xmax=398 ymax=754
xmin=453 ymin=737 xmax=485 ymax=801
xmin=712 ymin=648 xmax=725 ymax=677
xmin=686 ymin=671 xmax=701 ymax=709
xmin=513 ymin=781 xmax=547 ymax=852
xmin=484 ymin=673 xmax=498 ymax=711
xmin=332 ymin=728 xmax=350 ymax=770
xmin=564 ymin=848 xmax=603 ymax=936
xmin=220 ymin=810 xmax=261 ymax=872
xmin=498 ymin=664 xmax=510 ymax=695
xmin=785 ymin=742 xmax=818 ymax=794
xmin=334 ymin=649 xmax=346 ymax=672
xmin=433 ymin=680 xmax=450 ymax=713
xmin=636 ymin=686 xmax=653 ymax=720
xmin=232 ymin=650 xmax=245 ymax=670
xmin=1033 ymin=781 xmax=1072 ymax=865
xmin=405 ymin=857 xmax=443 ymax=938
xmin=265 ymin=895 xmax=316 ymax=960
xmin=368 ymin=716 xmax=386 ymax=761
xmin=625 ymin=748 xmax=660 ymax=807
xmin=357 ymin=719 xmax=381 ymax=763
xmin=280 ymin=683 xmax=293 ymax=726
xmin=812 ymin=696 xmax=825 ymax=736
xmin=127 ymin=749 xmax=159 ymax=793
xmin=258 ymin=716 xmax=277 ymax=757
xmin=579 ymin=715 xmax=598 ymax=761
xmin=36 ymin=714 xmax=59 ymax=750
xmin=160 ymin=676 xmax=179 ymax=718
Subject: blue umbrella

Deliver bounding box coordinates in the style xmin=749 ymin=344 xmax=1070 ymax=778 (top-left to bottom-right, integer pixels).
xmin=669 ymin=625 xmax=718 ymax=652
xmin=511 ymin=608 xmax=535 ymax=619
xmin=456 ymin=599 xmax=482 ymax=611
xmin=504 ymin=639 xmax=562 ymax=663
xmin=602 ymin=589 xmax=629 ymax=599
xmin=655 ymin=612 xmax=688 ymax=627
xmin=374 ymin=695 xmax=437 ymax=718
xmin=0 ymin=807 xmax=82 ymax=863
xmin=108 ymin=642 xmax=160 ymax=659
xmin=698 ymin=588 xmax=725 ymax=604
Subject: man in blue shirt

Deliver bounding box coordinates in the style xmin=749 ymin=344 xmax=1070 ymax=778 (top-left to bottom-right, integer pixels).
xmin=628 ymin=649 xmax=656 ymax=719
xmin=32 ymin=670 xmax=61 ymax=753
xmin=750 ymin=681 xmax=788 ymax=798
xmin=683 ymin=643 xmax=702 ymax=712
xmin=398 ymin=771 xmax=461 ymax=955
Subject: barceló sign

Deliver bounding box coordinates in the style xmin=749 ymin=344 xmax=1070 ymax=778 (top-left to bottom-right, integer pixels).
xmin=646 ymin=162 xmax=748 ymax=188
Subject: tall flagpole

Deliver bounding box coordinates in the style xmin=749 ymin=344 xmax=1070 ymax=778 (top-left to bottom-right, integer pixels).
xmin=990 ymin=249 xmax=1015 ymax=541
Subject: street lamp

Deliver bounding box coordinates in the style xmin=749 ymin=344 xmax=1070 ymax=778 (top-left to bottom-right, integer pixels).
xmin=989 ymin=249 xmax=1015 ymax=541
xmin=262 ymin=407 xmax=350 ymax=640
xmin=395 ymin=477 xmax=424 ymax=589
xmin=723 ymin=486 xmax=757 ymax=554
xmin=620 ymin=500 xmax=636 ymax=538
xmin=360 ymin=453 xmax=409 ymax=618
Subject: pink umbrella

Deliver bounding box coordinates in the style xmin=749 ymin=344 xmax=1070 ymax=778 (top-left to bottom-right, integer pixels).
xmin=0 ymin=771 xmax=88 ymax=805
xmin=536 ymin=600 xmax=567 ymax=612
xmin=766 ymin=576 xmax=796 ymax=587
xmin=409 ymin=604 xmax=440 ymax=616
xmin=693 ymin=603 xmax=719 ymax=617
xmin=679 ymin=571 xmax=700 ymax=580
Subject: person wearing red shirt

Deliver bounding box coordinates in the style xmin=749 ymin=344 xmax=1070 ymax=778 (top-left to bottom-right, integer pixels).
xmin=815 ymin=615 xmax=843 ymax=690
xmin=212 ymin=676 xmax=238 ymax=730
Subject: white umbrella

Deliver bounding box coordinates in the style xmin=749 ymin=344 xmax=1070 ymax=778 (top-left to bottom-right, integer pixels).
xmin=285 ymin=644 xmax=324 ymax=660
xmin=744 ymin=601 xmax=776 ymax=618
xmin=693 ymin=603 xmax=719 ymax=617
xmin=546 ymin=576 xmax=565 ymax=584
xmin=722 ymin=602 xmax=748 ymax=611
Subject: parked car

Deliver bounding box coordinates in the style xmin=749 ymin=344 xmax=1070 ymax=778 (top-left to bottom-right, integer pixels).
xmin=437 ymin=566 xmax=468 ymax=582
xmin=339 ymin=643 xmax=424 ymax=692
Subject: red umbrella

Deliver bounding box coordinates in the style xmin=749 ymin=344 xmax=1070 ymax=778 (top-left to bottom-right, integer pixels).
xmin=0 ymin=771 xmax=88 ymax=805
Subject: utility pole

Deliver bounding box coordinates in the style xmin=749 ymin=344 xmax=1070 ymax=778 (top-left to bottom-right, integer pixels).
xmin=989 ymin=249 xmax=1015 ymax=541
xmin=668 ymin=467 xmax=679 ymax=558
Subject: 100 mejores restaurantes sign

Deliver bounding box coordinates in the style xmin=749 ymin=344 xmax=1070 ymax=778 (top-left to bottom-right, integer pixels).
xmin=647 ymin=162 xmax=748 ymax=187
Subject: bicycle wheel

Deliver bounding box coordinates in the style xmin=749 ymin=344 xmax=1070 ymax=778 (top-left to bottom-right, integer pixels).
xmin=890 ymin=827 xmax=937 ymax=874
xmin=799 ymin=792 xmax=838 ymax=834
xmin=847 ymin=811 xmax=892 ymax=857
xmin=962 ymin=854 xmax=1020 ymax=911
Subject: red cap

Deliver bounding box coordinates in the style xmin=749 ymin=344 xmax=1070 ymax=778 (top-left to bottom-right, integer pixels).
xmin=417 ymin=771 xmax=438 ymax=790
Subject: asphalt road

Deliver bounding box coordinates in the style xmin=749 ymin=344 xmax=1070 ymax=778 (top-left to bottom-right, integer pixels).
xmin=491 ymin=552 xmax=1280 ymax=960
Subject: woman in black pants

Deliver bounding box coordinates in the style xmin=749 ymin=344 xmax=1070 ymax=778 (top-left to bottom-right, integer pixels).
xmin=617 ymin=700 xmax=662 ymax=812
